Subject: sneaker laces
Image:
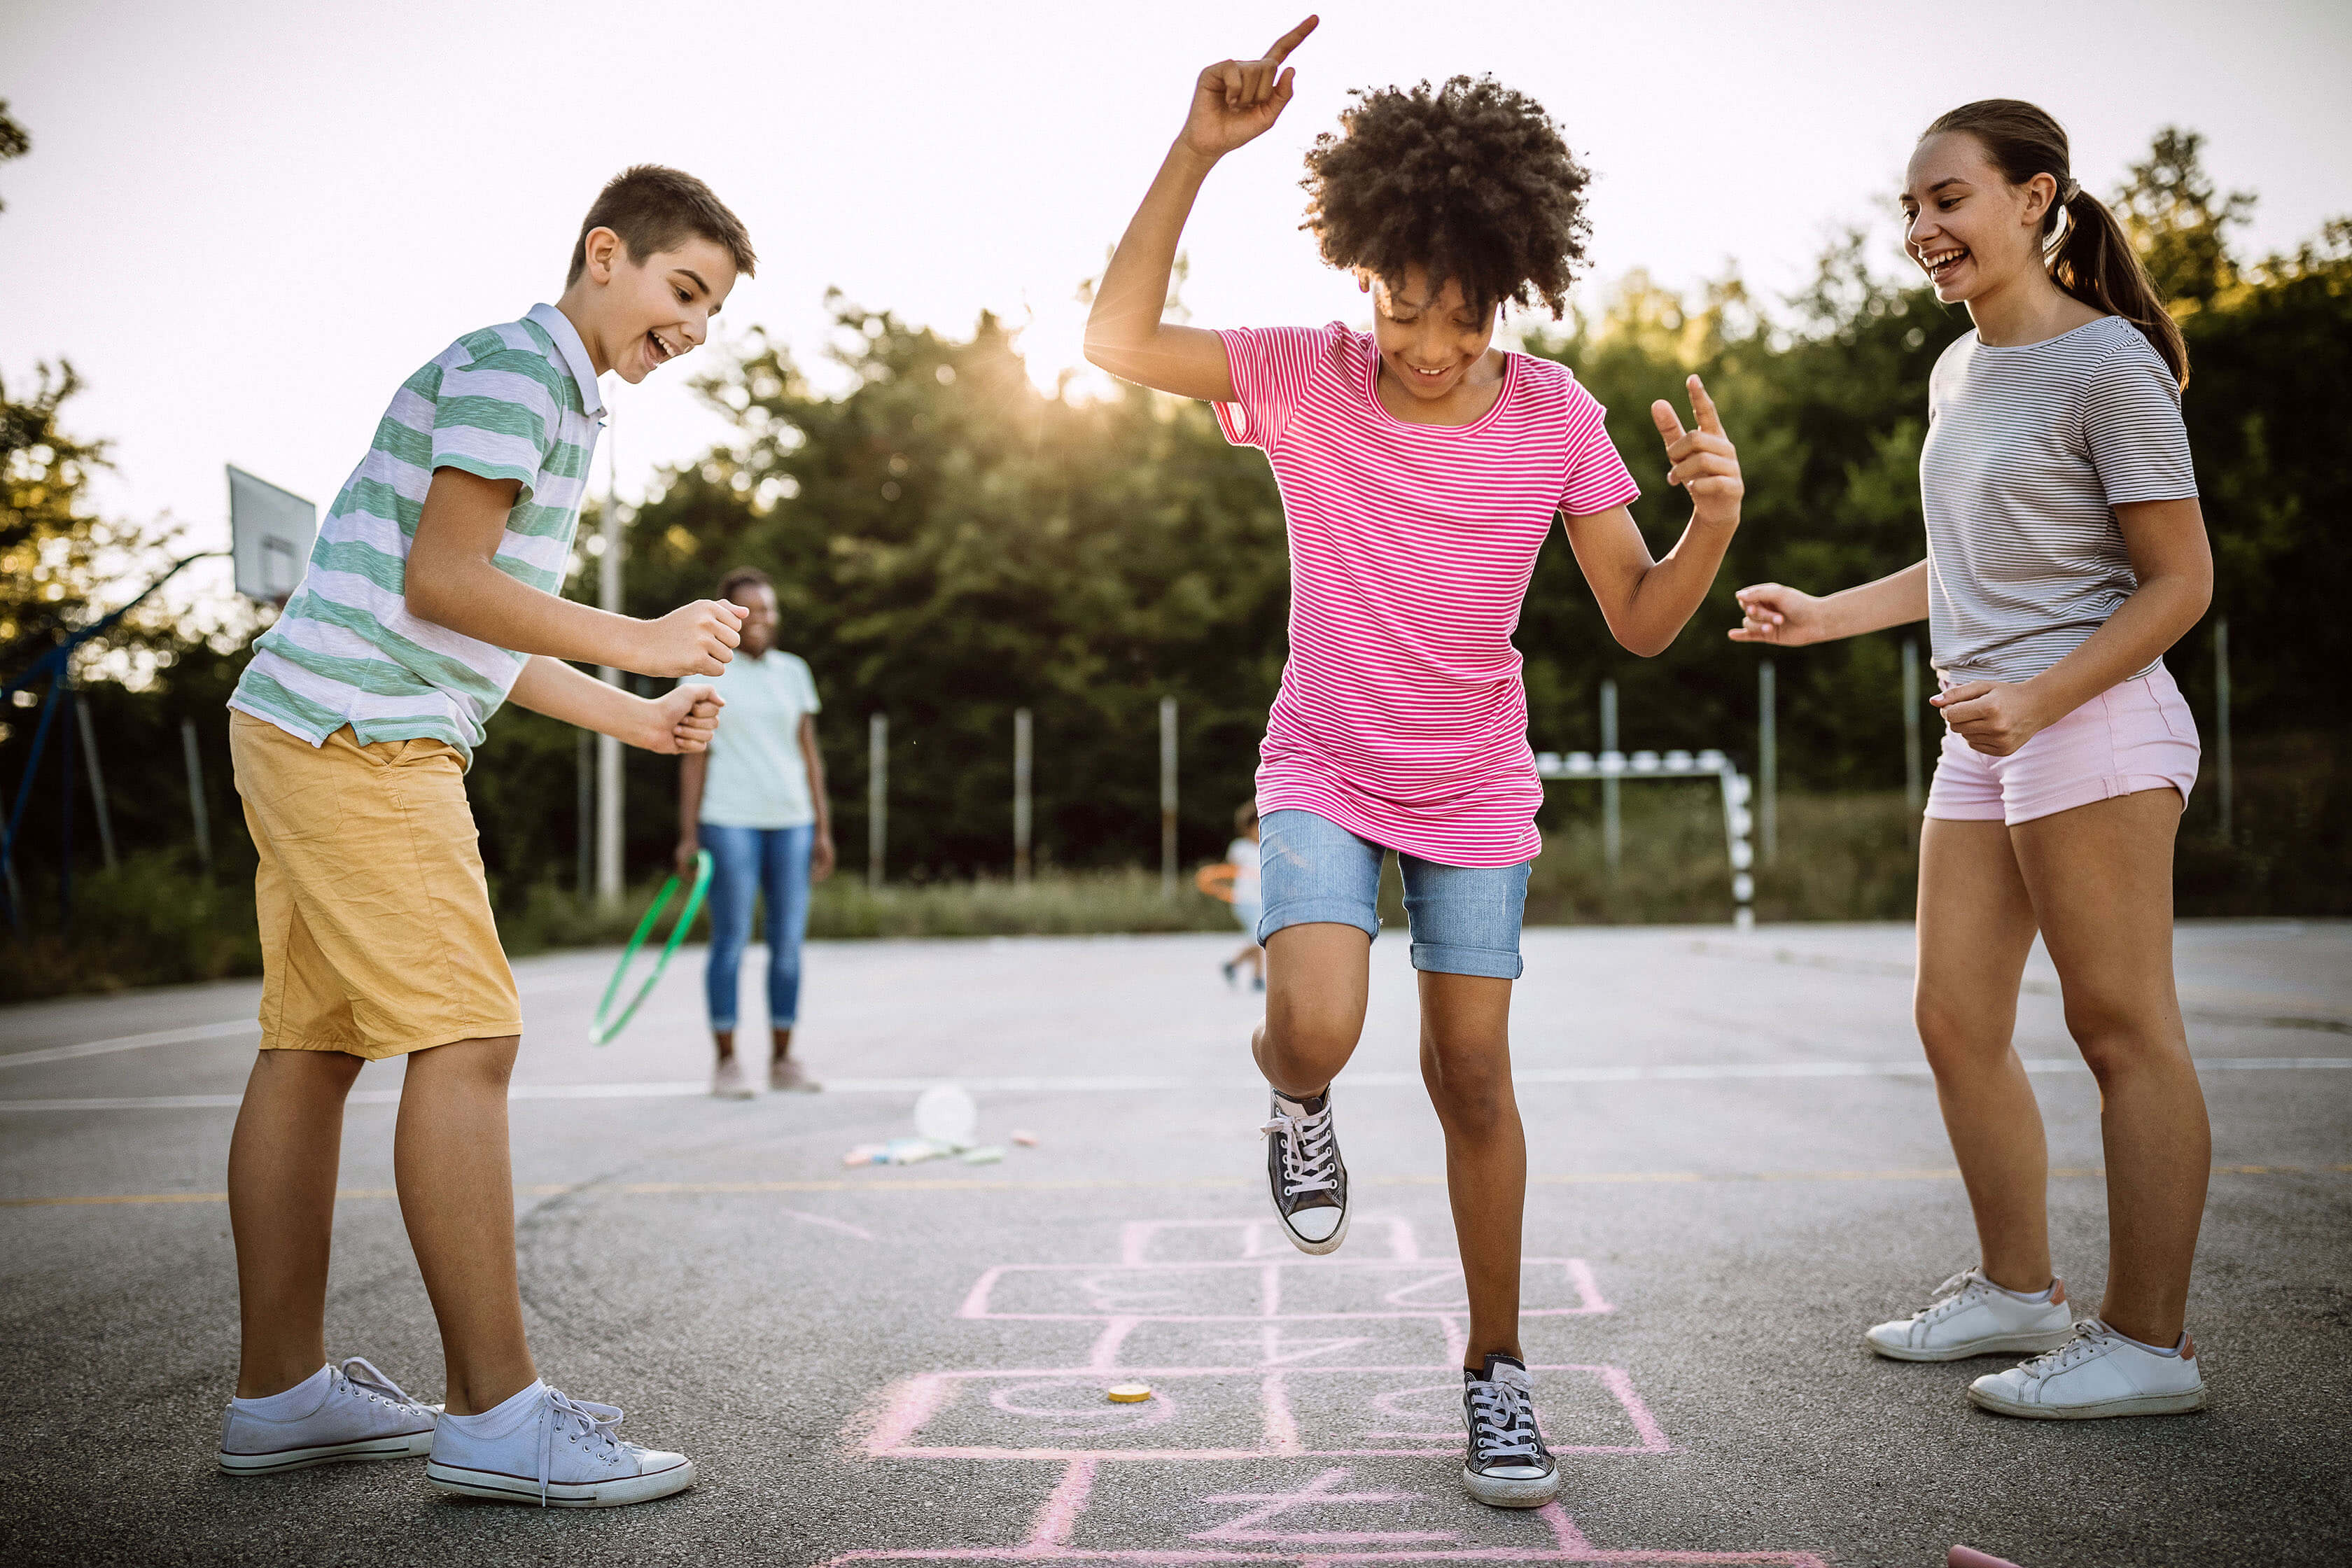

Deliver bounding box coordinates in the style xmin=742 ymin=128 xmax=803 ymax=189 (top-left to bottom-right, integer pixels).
xmin=1261 ymin=1101 xmax=1338 ymax=1197
xmin=1466 ymin=1377 xmax=1547 ymax=1468
xmin=533 ymin=1387 xmax=631 ymax=1506
xmin=1910 ymin=1268 xmax=1986 ymax=1322
xmin=2012 ymin=1320 xmax=2113 ymax=1382
xmin=332 ymin=1357 xmax=430 ymax=1415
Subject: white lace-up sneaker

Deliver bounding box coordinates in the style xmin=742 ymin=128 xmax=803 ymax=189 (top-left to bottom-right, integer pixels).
xmin=1461 ymin=1353 xmax=1559 ymax=1508
xmin=1863 ymin=1267 xmax=2076 ymax=1362
xmin=1968 ymin=1319 xmax=2207 ymax=1420
xmin=710 ymin=1055 xmax=755 ymax=1100
xmin=217 ymin=1357 xmax=438 ymax=1476
xmin=426 ymin=1381 xmax=696 ymax=1507
xmin=1261 ymin=1087 xmax=1348 ymax=1254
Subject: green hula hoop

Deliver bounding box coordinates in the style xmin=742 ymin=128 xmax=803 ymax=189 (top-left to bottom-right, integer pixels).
xmin=589 ymin=848 xmax=713 ymax=1046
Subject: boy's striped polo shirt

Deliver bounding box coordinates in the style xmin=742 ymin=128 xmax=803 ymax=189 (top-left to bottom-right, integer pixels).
xmin=230 ymin=302 xmax=605 ymax=764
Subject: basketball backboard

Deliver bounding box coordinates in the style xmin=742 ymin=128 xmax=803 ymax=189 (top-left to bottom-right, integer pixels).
xmin=227 ymin=465 xmax=316 ymax=606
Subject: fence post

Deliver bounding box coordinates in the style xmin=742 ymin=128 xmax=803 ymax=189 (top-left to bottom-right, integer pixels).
xmin=1160 ymin=696 xmax=1179 ymax=899
xmin=1013 ymin=707 xmax=1032 ymax=886
xmin=1600 ymin=678 xmax=1620 ymax=878
xmin=2215 ymin=617 xmax=2232 ymax=844
xmin=868 ymin=712 xmax=888 ymax=890
xmin=74 ymin=690 xmax=118 ymax=872
xmin=180 ymin=719 xmax=214 ymax=876
xmin=1757 ymin=659 xmax=1777 ymax=864
xmin=1901 ymin=638 xmax=1923 ymax=821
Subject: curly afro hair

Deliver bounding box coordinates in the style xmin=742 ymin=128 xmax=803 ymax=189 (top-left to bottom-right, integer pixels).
xmin=1301 ymin=76 xmax=1591 ymax=321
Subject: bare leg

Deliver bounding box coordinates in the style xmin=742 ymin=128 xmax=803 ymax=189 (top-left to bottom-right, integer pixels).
xmin=1914 ymin=817 xmax=2050 ymax=1292
xmin=712 ymin=1028 xmax=736 ymax=1063
xmin=771 ymin=1026 xmax=793 ymax=1063
xmin=2011 ymin=790 xmax=2208 ymax=1345
xmin=394 ymin=1037 xmax=538 ymax=1415
xmin=1252 ymin=923 xmax=1371 ymax=1098
xmin=1418 ymin=971 xmax=1523 ymax=1368
xmin=229 ymin=1048 xmax=365 ymax=1397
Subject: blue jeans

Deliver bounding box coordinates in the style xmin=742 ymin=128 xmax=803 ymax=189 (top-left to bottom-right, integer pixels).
xmin=1255 ymin=809 xmax=1532 ymax=980
xmin=701 ymin=823 xmax=813 ymax=1031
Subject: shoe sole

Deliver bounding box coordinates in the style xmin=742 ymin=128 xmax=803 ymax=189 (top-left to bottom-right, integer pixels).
xmin=1864 ymin=1327 xmax=2076 ymax=1363
xmin=1462 ymin=1465 xmax=1560 ymax=1508
xmin=425 ymin=1457 xmax=698 ymax=1507
xmin=219 ymin=1429 xmax=434 ymax=1475
xmin=1966 ymin=1384 xmax=2207 ymax=1420
xmin=1277 ymin=1204 xmax=1350 ymax=1256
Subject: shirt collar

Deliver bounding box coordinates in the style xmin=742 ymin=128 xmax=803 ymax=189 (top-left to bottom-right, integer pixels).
xmin=526 ymin=302 xmax=607 ymax=423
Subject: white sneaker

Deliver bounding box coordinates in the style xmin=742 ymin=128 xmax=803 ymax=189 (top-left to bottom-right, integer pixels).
xmin=769 ymin=1056 xmax=821 ymax=1093
xmin=710 ymin=1055 xmax=755 ymax=1099
xmin=1968 ymin=1319 xmax=2207 ymax=1420
xmin=426 ymin=1382 xmax=696 ymax=1507
xmin=217 ymin=1357 xmax=438 ymax=1476
xmin=1863 ymin=1267 xmax=2076 ymax=1362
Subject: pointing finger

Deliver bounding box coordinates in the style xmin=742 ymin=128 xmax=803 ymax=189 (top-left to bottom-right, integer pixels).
xmin=1266 ymin=14 xmax=1319 ymax=63
xmin=1688 ymin=374 xmax=1725 ymax=435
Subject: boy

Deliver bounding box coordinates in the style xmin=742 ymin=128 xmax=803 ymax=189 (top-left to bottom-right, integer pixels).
xmin=216 ymin=166 xmax=757 ymax=1508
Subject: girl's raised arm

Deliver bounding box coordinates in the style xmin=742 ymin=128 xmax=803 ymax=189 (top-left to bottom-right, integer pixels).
xmin=1084 ymin=16 xmax=1317 ymax=403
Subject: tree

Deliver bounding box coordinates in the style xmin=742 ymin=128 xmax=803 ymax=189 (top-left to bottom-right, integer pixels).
xmin=2113 ymin=127 xmax=2255 ymax=306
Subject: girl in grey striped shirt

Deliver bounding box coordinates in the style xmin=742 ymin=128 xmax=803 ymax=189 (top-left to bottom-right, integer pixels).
xmin=1732 ymin=100 xmax=2216 ymax=1422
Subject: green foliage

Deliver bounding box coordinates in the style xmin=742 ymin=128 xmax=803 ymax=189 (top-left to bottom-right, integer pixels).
xmin=2115 ymin=128 xmax=2255 ymax=305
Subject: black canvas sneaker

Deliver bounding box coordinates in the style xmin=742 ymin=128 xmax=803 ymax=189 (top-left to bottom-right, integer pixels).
xmin=1260 ymin=1086 xmax=1348 ymax=1254
xmin=1461 ymin=1352 xmax=1559 ymax=1507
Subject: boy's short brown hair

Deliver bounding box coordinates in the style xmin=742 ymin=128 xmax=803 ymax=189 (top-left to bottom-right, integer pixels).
xmin=567 ymin=165 xmax=757 ymax=286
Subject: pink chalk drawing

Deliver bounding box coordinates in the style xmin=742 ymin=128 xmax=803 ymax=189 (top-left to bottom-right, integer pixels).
xmin=821 ymin=1217 xmax=1830 ymax=1566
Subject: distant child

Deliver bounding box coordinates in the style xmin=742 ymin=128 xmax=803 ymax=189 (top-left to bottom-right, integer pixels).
xmin=1735 ymin=100 xmax=2214 ymax=1421
xmin=220 ymin=166 xmax=757 ymax=1506
xmin=1221 ymin=799 xmax=1265 ymax=990
xmin=675 ymin=566 xmax=835 ymax=1098
xmin=1085 ymin=18 xmax=1746 ymax=1508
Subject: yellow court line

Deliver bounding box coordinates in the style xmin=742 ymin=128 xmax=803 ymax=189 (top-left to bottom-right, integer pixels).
xmin=6 ymin=1164 xmax=2347 ymax=1209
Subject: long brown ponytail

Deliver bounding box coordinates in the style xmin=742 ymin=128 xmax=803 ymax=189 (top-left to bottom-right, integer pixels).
xmin=1923 ymin=99 xmax=2189 ymax=388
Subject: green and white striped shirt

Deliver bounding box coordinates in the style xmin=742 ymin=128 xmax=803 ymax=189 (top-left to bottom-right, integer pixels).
xmin=230 ymin=303 xmax=605 ymax=762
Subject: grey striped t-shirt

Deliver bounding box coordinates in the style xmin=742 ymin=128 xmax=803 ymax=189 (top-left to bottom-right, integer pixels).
xmin=1920 ymin=314 xmax=2197 ymax=683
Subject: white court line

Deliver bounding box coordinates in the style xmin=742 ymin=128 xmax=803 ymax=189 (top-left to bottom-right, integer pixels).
xmin=0 ymin=1056 xmax=2344 ymax=1112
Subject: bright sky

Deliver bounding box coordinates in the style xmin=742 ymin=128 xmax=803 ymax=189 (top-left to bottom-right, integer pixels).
xmin=4 ymin=0 xmax=2348 ymax=611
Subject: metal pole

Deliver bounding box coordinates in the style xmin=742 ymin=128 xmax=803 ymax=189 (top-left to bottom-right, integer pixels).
xmin=59 ymin=674 xmax=76 ymax=916
xmin=2214 ymin=617 xmax=2232 ymax=844
xmin=181 ymin=719 xmax=214 ymax=876
xmin=1600 ymin=678 xmax=1620 ymax=877
xmin=1757 ymin=659 xmax=1777 ymax=864
xmin=596 ymin=420 xmax=624 ymax=909
xmin=867 ymin=712 xmax=888 ymax=890
xmin=74 ymin=689 xmax=118 ymax=873
xmin=1013 ymin=706 xmax=1032 ymax=886
xmin=1901 ymin=638 xmax=1923 ymax=820
xmin=577 ymin=728 xmax=594 ymax=898
xmin=1160 ymin=696 xmax=1179 ymax=899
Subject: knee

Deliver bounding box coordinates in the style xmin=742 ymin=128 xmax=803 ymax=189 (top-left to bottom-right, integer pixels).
xmin=1914 ymin=990 xmax=2009 ymax=1071
xmin=2062 ymin=997 xmax=2183 ymax=1082
xmin=1422 ymin=1047 xmax=1515 ymax=1135
xmin=1261 ymin=1000 xmax=1357 ymax=1079
xmin=424 ymin=1036 xmax=519 ymax=1093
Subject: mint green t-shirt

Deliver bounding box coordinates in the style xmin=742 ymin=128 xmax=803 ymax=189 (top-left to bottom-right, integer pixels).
xmin=694 ymin=650 xmax=822 ymax=828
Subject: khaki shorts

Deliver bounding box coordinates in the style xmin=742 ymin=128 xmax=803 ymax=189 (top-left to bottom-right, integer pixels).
xmin=230 ymin=710 xmax=520 ymax=1059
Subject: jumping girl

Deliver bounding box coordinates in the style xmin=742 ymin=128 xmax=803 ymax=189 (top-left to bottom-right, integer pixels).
xmin=1732 ymin=100 xmax=2213 ymax=1420
xmin=1086 ymin=18 xmax=1745 ymax=1504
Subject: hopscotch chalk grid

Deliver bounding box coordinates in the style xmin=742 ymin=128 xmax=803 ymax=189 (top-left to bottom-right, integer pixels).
xmin=829 ymin=1217 xmax=1826 ymax=1564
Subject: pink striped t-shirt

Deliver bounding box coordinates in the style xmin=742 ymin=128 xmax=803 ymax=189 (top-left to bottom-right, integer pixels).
xmin=1215 ymin=322 xmax=1639 ymax=867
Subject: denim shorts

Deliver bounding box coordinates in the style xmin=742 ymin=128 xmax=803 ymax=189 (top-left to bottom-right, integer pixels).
xmin=1255 ymin=808 xmax=1532 ymax=980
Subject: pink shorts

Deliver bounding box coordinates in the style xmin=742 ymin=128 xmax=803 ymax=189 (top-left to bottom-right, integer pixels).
xmin=1925 ymin=663 xmax=2200 ymax=827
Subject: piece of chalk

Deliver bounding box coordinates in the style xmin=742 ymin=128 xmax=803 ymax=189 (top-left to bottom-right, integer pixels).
xmin=1949 ymin=1548 xmax=2025 ymax=1568
xmin=1011 ymin=1130 xmax=1039 ymax=1147
xmin=1105 ymin=1383 xmax=1152 ymax=1403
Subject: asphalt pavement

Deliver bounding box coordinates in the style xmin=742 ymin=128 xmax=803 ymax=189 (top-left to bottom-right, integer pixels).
xmin=3 ymin=920 xmax=2348 ymax=1567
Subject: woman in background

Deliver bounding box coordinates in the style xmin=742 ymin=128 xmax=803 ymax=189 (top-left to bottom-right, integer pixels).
xmin=676 ymin=567 xmax=834 ymax=1098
